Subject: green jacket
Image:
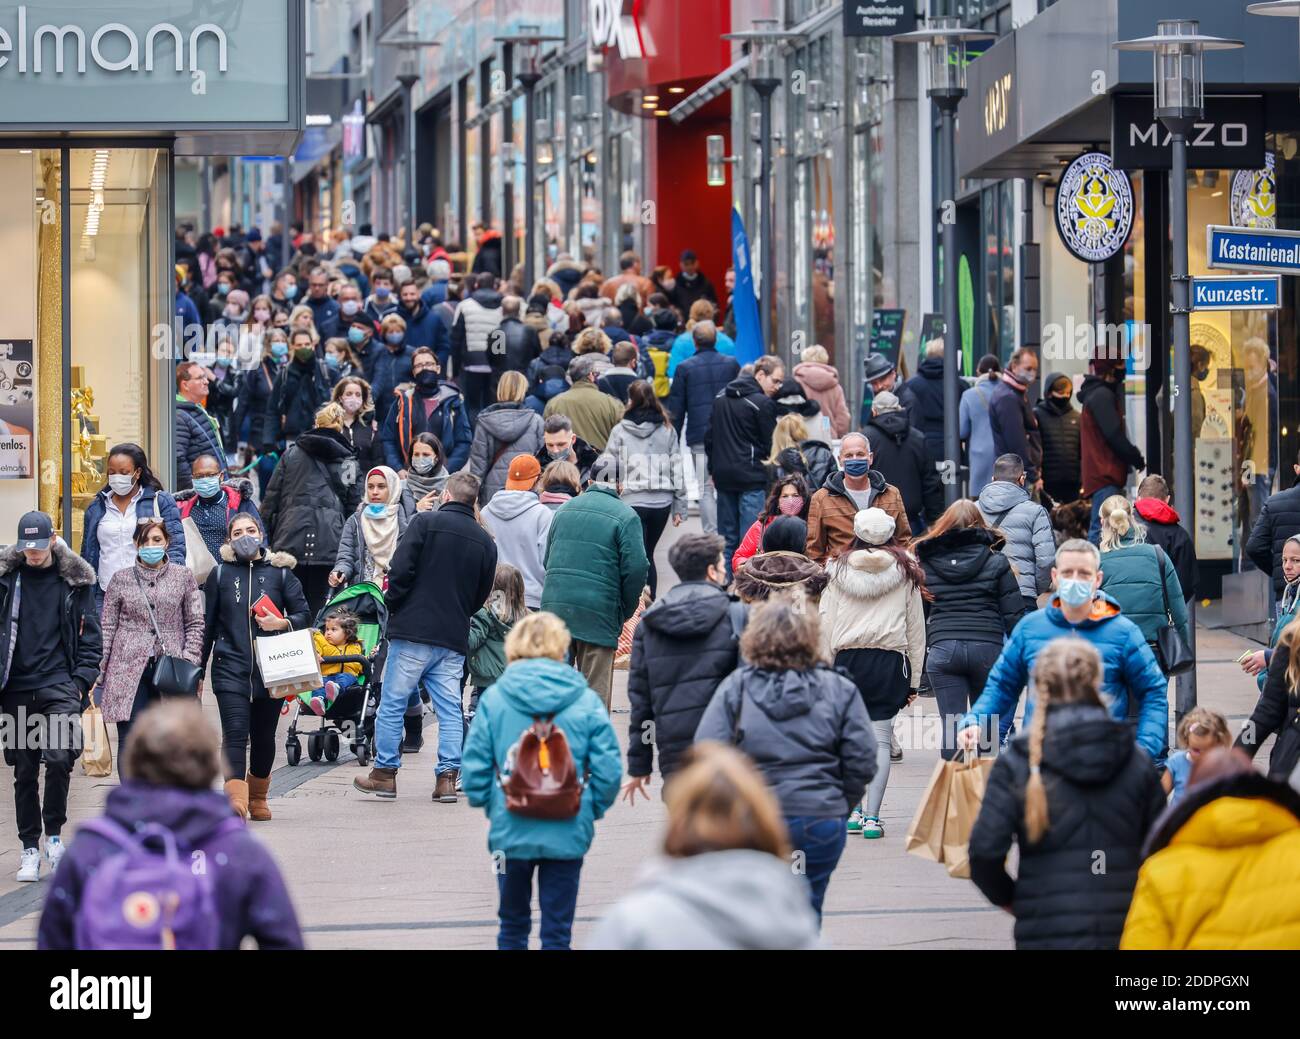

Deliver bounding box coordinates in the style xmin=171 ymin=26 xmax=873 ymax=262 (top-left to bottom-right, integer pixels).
xmin=1099 ymin=535 xmax=1190 ymax=647
xmin=543 ymin=380 xmax=624 ymax=451
xmin=467 ymin=606 xmax=510 ymax=689
xmin=541 ymin=484 xmax=649 ymax=647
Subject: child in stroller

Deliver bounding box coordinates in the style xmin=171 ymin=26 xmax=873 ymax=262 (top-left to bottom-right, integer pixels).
xmin=308 ymin=609 xmax=364 ymax=716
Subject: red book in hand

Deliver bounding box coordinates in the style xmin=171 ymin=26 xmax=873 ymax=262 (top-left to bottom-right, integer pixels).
xmin=251 ymin=594 xmax=284 ymax=621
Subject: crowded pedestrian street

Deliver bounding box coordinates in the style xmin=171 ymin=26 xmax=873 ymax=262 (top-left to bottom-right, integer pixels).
xmin=0 ymin=1 xmax=1298 ymax=1015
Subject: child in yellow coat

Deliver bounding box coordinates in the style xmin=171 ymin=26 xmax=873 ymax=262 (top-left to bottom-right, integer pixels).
xmin=307 ymin=610 xmax=364 ymax=716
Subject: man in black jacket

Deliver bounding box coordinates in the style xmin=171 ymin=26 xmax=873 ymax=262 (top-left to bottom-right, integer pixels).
xmin=175 ymin=361 xmax=227 ymax=491
xmin=623 ymin=534 xmax=742 ymax=801
xmin=355 ymin=473 xmax=497 ymax=802
xmin=668 ymin=249 xmax=717 ymax=314
xmin=706 ymin=355 xmax=784 ymax=571
xmin=497 ymin=295 xmax=541 ymax=374
xmin=667 ymin=321 xmax=740 ymax=536
xmin=1246 ymin=448 xmax=1300 ymax=599
xmin=0 ymin=515 xmax=101 ymax=882
xmin=988 ymin=347 xmax=1042 ymax=488
xmin=864 ymin=392 xmax=945 ymax=534
xmin=263 ymin=330 xmax=334 ymax=454
xmin=1033 ymin=372 xmax=1081 ymax=506
xmin=1134 ymin=474 xmax=1197 ymax=603
xmin=903 ymin=340 xmax=964 ymax=467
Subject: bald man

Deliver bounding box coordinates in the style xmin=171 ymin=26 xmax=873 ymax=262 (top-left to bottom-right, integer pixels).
xmin=806 ymin=432 xmax=911 ymax=564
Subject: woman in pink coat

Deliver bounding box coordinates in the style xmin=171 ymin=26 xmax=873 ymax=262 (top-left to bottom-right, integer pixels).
xmin=96 ymin=518 xmax=205 ymax=773
xmin=793 ymin=345 xmax=851 ymax=439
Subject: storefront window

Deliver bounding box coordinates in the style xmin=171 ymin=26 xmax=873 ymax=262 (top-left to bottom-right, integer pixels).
xmin=68 ymin=148 xmax=171 ymax=548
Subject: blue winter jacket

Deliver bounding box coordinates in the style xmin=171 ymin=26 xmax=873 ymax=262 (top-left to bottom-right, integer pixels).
xmin=960 ymin=592 xmax=1169 ymax=763
xmin=666 ymin=345 xmax=741 ymax=447
xmin=462 ymin=657 xmax=622 ymax=861
xmin=420 ymin=280 xmax=448 ymax=308
xmin=379 ymin=384 xmax=472 ymax=473
xmin=667 ymin=328 xmax=736 ymax=378
xmin=80 ymin=485 xmax=187 ymax=576
xmin=306 ymin=295 xmax=341 ymax=340
xmin=363 ymin=342 xmax=417 ymax=425
xmin=398 ymin=303 xmax=450 ymax=368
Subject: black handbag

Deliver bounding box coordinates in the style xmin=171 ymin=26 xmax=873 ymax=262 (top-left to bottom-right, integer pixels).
xmin=1151 ymin=545 xmax=1194 ymax=676
xmin=134 ymin=570 xmax=202 ymax=697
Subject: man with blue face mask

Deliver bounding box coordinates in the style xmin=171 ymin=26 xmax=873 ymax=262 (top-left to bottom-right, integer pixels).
xmin=957 ymin=538 xmax=1169 ymax=765
xmin=805 ymin=431 xmax=912 ymax=566
xmin=175 ymin=454 xmax=263 ymax=563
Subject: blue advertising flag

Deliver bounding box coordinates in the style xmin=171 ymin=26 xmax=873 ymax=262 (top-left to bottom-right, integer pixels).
xmin=731 ymin=207 xmax=764 ymax=365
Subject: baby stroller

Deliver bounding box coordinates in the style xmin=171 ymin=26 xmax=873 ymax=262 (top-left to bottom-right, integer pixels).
xmin=284 ymin=582 xmax=388 ymax=767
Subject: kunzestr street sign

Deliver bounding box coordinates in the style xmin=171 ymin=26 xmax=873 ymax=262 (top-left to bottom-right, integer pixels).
xmin=1189 ymin=274 xmax=1281 ymax=311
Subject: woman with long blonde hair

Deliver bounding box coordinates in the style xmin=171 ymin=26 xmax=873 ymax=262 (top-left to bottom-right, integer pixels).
xmin=967 ymin=637 xmax=1165 ymax=949
xmin=467 ymin=368 xmax=546 ymax=505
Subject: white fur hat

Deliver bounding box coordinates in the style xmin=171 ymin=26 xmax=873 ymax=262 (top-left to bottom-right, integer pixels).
xmin=853 ymin=507 xmax=896 ymax=546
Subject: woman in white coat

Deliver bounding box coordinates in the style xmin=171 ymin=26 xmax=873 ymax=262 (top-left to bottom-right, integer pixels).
xmin=820 ymin=507 xmax=927 ymax=840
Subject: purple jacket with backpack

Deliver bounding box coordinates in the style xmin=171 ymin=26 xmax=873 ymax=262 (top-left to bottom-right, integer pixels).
xmin=37 ymin=783 xmax=303 ymax=950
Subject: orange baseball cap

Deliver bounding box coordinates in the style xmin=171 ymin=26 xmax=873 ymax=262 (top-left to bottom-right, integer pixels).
xmin=505 ymin=454 xmax=541 ymax=491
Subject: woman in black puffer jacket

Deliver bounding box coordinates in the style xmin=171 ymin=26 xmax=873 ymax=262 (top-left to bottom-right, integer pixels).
xmin=914 ymin=500 xmax=1026 ymax=759
xmin=261 ymin=402 xmax=360 ymax=613
xmin=968 ymin=638 xmax=1165 ymax=949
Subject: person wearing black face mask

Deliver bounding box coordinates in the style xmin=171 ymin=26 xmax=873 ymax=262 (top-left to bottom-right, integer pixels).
xmin=1033 ymin=373 xmax=1082 ymax=507
xmin=380 ymin=348 xmax=472 ymax=478
xmin=262 ymin=330 xmax=334 ymax=456
xmin=1079 ymin=356 xmax=1145 ymax=544
xmin=201 ymin=512 xmax=310 ymax=821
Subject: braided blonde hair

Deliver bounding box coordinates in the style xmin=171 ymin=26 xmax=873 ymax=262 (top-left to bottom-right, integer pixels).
xmin=1098 ymin=494 xmax=1146 ymax=551
xmin=1024 ymin=638 xmax=1105 ymax=843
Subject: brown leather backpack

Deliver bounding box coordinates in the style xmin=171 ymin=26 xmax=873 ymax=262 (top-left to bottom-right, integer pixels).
xmin=501 ymin=716 xmax=584 ymax=819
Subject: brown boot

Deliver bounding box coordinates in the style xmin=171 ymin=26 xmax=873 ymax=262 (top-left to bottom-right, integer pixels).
xmin=247 ymin=774 xmax=272 ymax=821
xmin=224 ymin=779 xmax=249 ymax=820
xmin=353 ymin=767 xmax=397 ymax=799
xmin=433 ymin=770 xmax=458 ymax=803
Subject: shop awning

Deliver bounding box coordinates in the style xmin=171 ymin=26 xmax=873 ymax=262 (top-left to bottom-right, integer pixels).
xmin=668 ymin=56 xmax=749 ymax=124
xmin=463 ymin=53 xmax=567 ymax=131
xmin=668 ymin=4 xmax=838 ymax=125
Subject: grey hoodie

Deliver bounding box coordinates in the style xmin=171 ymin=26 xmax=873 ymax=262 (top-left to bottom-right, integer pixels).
xmin=585 ymin=850 xmax=822 ymax=950
xmin=695 ymin=664 xmax=875 ymax=817
xmin=469 ymin=402 xmax=546 ymax=504
xmin=976 ymin=479 xmax=1055 ymax=599
xmin=601 ymin=417 xmax=687 ymax=518
xmin=481 ymin=489 xmax=553 ymax=608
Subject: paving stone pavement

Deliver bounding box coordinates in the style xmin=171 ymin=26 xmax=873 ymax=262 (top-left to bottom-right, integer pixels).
xmin=0 ymin=518 xmax=1275 ymax=949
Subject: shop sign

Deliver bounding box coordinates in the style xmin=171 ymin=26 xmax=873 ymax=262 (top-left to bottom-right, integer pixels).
xmin=843 ymin=0 xmax=916 ymax=37
xmin=0 ymin=339 xmax=33 ymax=479
xmin=1231 ymin=154 xmax=1276 ymax=230
xmin=589 ymin=0 xmax=644 ymax=59
xmin=1190 ymin=275 xmax=1281 ymax=312
xmin=1206 ymin=225 xmax=1300 ymax=275
xmin=1054 ymin=152 xmax=1134 ymax=264
xmin=1112 ymin=95 xmax=1264 ymax=172
xmin=0 ymin=1 xmax=296 ymax=127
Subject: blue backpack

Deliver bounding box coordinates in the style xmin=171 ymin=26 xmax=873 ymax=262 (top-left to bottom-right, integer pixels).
xmin=74 ymin=816 xmax=244 ymax=950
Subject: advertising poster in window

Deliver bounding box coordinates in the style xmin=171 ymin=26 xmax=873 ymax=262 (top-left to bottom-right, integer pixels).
xmin=0 ymin=338 xmax=33 ymax=478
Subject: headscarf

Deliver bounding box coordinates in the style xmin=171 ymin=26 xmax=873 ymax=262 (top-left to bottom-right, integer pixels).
xmin=360 ymin=466 xmax=402 ymax=575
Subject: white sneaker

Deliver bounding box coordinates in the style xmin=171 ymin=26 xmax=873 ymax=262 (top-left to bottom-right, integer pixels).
xmin=45 ymin=836 xmax=65 ymax=873
xmin=16 ymin=847 xmax=40 ymax=882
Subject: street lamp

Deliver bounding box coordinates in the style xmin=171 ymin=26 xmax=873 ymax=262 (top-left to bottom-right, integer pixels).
xmin=893 ymin=18 xmax=995 ymax=505
xmin=496 ymin=25 xmax=564 ymax=289
xmin=1248 ymin=3 xmax=1300 ymax=99
xmin=1115 ymin=20 xmax=1243 ymax=723
xmin=377 ymin=12 xmax=440 ymax=243
xmin=723 ymin=20 xmax=806 ymax=357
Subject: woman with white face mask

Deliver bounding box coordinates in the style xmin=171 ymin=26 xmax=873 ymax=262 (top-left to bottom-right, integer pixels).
xmin=79 ymin=443 xmax=187 ymax=614
xmin=330 ymin=376 xmax=382 ymax=470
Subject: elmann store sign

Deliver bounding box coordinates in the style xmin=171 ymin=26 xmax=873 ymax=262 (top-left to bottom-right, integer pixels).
xmin=0 ymin=1 xmax=300 ymax=135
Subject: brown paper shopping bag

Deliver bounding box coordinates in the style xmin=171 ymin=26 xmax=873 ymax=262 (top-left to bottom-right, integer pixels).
xmin=942 ymin=754 xmax=994 ymax=879
xmin=905 ymin=758 xmax=953 ymax=863
xmin=80 ymin=704 xmax=112 ymax=777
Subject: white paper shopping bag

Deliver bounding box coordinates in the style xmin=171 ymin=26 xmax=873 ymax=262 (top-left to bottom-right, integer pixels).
xmin=254 ymin=628 xmax=322 ymax=695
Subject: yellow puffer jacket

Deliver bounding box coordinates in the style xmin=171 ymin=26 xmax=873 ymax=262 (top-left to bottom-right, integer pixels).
xmin=1121 ymin=773 xmax=1300 ymax=949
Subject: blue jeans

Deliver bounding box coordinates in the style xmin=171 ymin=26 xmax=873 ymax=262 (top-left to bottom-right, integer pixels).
xmin=1087 ymin=483 xmax=1124 ymax=544
xmin=784 ymin=815 xmax=846 ymax=923
xmin=374 ymin=639 xmax=465 ymax=774
xmin=496 ymin=857 xmax=584 ymax=950
xmin=717 ymin=486 xmax=766 ymax=575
